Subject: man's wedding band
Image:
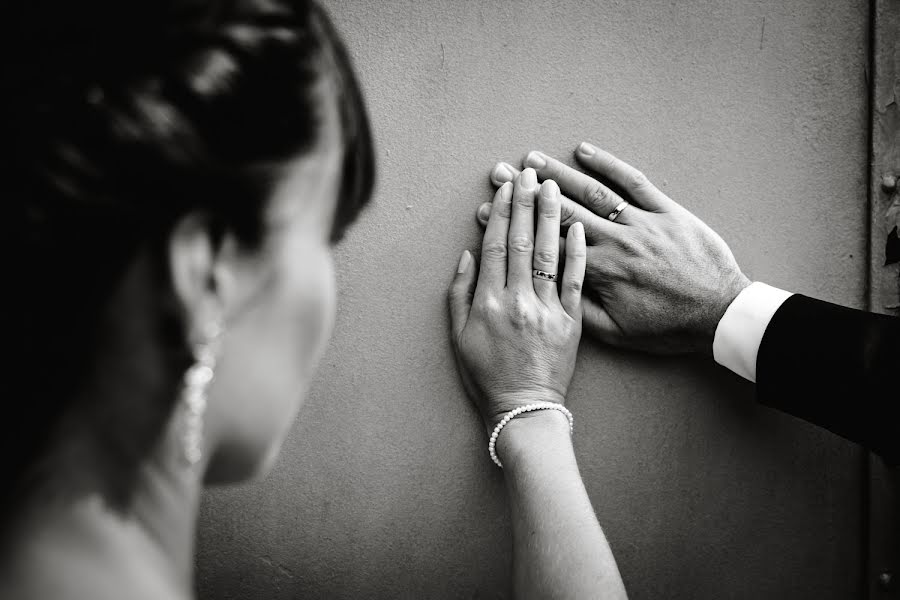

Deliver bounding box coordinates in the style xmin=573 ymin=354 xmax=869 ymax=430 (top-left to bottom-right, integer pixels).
xmin=532 ymin=269 xmax=557 ymax=282
xmin=607 ymin=201 xmax=630 ymax=222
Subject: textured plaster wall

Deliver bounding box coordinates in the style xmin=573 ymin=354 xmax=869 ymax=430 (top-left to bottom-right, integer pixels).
xmin=197 ymin=1 xmax=871 ymax=598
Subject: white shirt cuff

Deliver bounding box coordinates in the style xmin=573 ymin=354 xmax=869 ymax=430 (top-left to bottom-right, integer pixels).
xmin=712 ymin=282 xmax=794 ymax=383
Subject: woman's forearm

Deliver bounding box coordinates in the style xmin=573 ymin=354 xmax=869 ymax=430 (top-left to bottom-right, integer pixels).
xmin=499 ymin=411 xmax=627 ymax=600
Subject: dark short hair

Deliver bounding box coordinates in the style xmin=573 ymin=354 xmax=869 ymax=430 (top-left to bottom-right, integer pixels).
xmin=2 ymin=0 xmax=375 ymax=522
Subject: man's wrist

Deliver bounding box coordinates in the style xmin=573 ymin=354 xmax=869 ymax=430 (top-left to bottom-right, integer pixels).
xmin=712 ymin=281 xmax=794 ymax=382
xmin=702 ymin=271 xmax=752 ymax=354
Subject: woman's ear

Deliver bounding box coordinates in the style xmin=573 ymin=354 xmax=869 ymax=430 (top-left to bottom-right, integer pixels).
xmin=168 ymin=213 xmax=239 ymax=339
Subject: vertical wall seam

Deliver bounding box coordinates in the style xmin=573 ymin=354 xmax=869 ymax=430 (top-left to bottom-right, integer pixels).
xmin=863 ymin=0 xmax=876 ymax=595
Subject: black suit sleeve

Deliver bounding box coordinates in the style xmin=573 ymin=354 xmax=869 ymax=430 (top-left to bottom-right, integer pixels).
xmin=756 ymin=294 xmax=900 ymax=464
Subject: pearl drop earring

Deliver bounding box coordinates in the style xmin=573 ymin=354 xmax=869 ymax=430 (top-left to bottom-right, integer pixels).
xmin=180 ymin=323 xmax=221 ymax=467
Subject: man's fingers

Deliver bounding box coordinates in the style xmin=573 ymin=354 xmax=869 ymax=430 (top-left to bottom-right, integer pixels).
xmin=448 ymin=250 xmax=477 ymax=343
xmin=533 ymin=180 xmax=561 ymax=302
xmin=491 ymin=162 xmax=520 ymax=187
xmin=574 ymin=142 xmax=674 ymax=212
xmin=507 ymin=168 xmax=538 ymax=291
xmin=476 ymin=202 xmax=491 ymax=226
xmin=557 ymin=194 xmax=614 ymax=244
xmin=485 ymin=161 xmax=617 ymax=245
xmin=560 ymin=222 xmax=586 ymax=318
xmin=476 ymin=182 xmax=512 ymax=294
xmin=523 ymin=151 xmax=637 ymax=225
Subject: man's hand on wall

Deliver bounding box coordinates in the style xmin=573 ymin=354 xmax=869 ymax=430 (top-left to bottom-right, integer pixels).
xmin=478 ymin=142 xmax=751 ymax=355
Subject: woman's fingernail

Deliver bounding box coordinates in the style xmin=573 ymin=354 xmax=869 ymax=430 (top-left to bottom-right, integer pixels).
xmin=520 ymin=167 xmax=537 ymax=190
xmin=578 ymin=142 xmax=596 ymax=156
xmin=573 ymin=222 xmax=585 ymax=239
xmin=524 ymin=151 xmax=546 ymax=169
xmin=477 ymin=203 xmax=491 ymax=221
xmin=457 ymin=250 xmax=471 ymax=274
xmin=540 ymin=179 xmax=559 ymax=199
xmin=492 ymin=163 xmax=513 ymax=183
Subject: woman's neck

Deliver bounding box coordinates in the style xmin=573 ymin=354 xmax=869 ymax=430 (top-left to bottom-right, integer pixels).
xmin=2 ymin=419 xmax=203 ymax=600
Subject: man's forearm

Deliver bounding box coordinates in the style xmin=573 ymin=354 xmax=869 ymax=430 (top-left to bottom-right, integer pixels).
xmin=499 ymin=411 xmax=627 ymax=599
xmin=755 ymin=294 xmax=900 ymax=463
xmin=714 ymin=285 xmax=900 ymax=463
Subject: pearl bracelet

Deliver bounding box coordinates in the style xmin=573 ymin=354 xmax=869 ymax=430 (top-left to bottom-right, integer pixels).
xmin=488 ymin=402 xmax=574 ymax=468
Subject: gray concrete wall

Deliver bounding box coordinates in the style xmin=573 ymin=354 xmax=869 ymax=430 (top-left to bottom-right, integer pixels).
xmin=197 ymin=1 xmax=871 ymax=598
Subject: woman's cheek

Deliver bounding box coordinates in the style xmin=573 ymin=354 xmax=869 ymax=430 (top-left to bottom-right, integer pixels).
xmin=294 ymin=247 xmax=337 ymax=383
xmin=203 ymin=245 xmax=337 ymax=483
xmin=253 ymin=254 xmax=335 ymax=475
xmin=269 ymin=242 xmax=338 ymax=439
xmin=315 ymin=252 xmax=338 ymax=360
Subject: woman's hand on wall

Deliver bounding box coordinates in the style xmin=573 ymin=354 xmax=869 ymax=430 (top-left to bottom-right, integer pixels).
xmin=480 ymin=143 xmax=751 ymax=355
xmin=448 ymin=168 xmax=586 ymax=435
xmin=449 ymin=183 xmax=628 ymax=598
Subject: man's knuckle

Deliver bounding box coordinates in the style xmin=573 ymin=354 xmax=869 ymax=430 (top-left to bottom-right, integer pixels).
xmin=615 ymin=234 xmax=643 ymax=258
xmin=624 ymin=241 xmax=644 ymax=259
xmin=597 ymin=154 xmax=618 ymax=173
xmin=628 ymin=169 xmax=650 ymax=190
xmin=585 ymin=184 xmax=611 ymax=208
xmin=559 ymin=201 xmax=576 ymax=224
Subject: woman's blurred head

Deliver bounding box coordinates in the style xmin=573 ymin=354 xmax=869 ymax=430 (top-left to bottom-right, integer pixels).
xmin=4 ymin=0 xmax=374 ymax=518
